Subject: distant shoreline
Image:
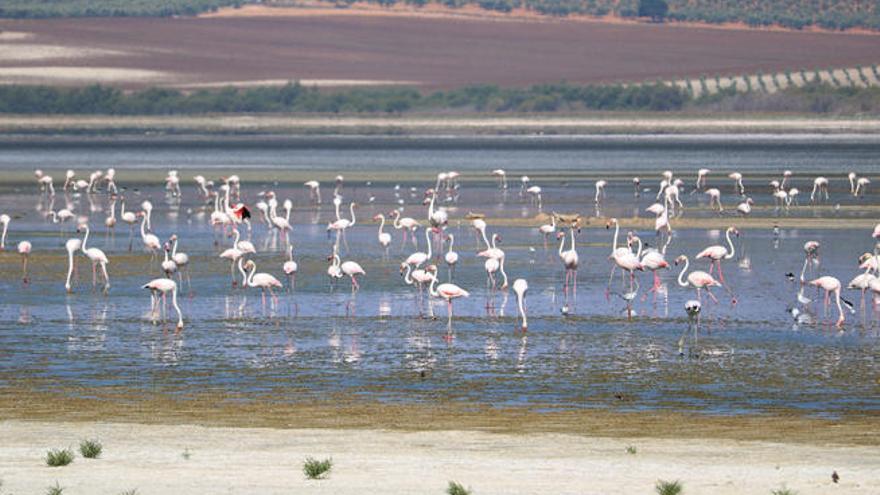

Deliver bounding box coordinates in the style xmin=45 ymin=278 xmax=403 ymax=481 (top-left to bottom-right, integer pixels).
xmin=1 ymin=115 xmax=880 ymax=139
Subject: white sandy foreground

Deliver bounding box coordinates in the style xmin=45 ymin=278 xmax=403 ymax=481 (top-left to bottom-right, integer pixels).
xmin=0 ymin=420 xmax=877 ymax=494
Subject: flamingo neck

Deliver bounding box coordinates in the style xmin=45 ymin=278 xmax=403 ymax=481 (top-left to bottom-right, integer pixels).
xmin=286 ymin=205 xmax=292 ymax=222
xmin=428 ymin=274 xmax=439 ymax=297
xmin=499 ymin=256 xmax=508 ymax=288
xmin=171 ymin=285 xmax=183 ymax=328
xmin=517 ymin=292 xmax=527 ymax=328
xmin=403 ymin=264 xmax=413 ymax=284
xmin=232 ymin=229 xmax=240 ymax=247
xmin=558 ymin=233 xmax=566 ymax=256
xmin=334 ymin=200 xmax=341 ymax=220
xmin=677 ymin=257 xmax=690 ymax=287
xmin=81 ymin=226 xmax=90 ymax=252
xmin=448 ymin=234 xmax=455 ymax=252
xmin=171 ymin=238 xmax=179 ymax=257
xmin=428 ymin=194 xmax=435 ymax=219
xmin=392 ymin=212 xmax=401 ymax=229
xmin=724 ymin=228 xmax=736 ymax=259
xmin=633 ymin=237 xmax=643 ymax=258
xmin=349 ymin=203 xmax=356 ymax=226
xmin=378 ymin=215 xmax=385 ymax=234
xmin=1 ymin=222 xmax=7 ymax=248
xmin=570 ymin=228 xmax=576 ymax=252
xmin=140 ymin=215 xmax=148 ymax=239
xmin=425 ymin=228 xmax=433 ymax=258
xmin=834 ymin=287 xmax=845 ymax=325
xmin=246 ymin=262 xmax=256 ymax=287
xmin=479 ymin=227 xmax=490 ymax=250
xmin=611 ymin=221 xmax=619 ymax=253
xmin=288 ymin=246 xmax=293 ymax=262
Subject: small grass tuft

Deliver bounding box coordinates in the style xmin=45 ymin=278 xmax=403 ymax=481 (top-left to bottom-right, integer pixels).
xmin=45 ymin=448 xmax=74 ymax=467
xmin=79 ymin=439 xmax=103 ymax=459
xmin=181 ymin=448 xmax=191 ymax=460
xmin=303 ymin=457 xmax=333 ymax=479
xmin=771 ymin=488 xmax=797 ymax=495
xmin=119 ymin=490 xmax=139 ymax=495
xmin=655 ymin=479 xmax=683 ymax=495
xmin=625 ymin=445 xmax=637 ymax=455
xmin=46 ymin=482 xmax=64 ymax=495
xmin=447 ymin=480 xmax=472 ymax=495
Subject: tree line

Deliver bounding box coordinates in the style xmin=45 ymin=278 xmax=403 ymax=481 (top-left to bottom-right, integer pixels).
xmin=0 ymin=81 xmax=876 ymax=115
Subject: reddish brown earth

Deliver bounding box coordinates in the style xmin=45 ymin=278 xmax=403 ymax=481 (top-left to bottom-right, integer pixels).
xmin=0 ymin=8 xmax=878 ymax=89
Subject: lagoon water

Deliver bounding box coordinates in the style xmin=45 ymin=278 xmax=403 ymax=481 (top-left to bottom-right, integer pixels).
xmin=0 ymin=135 xmax=878 ymax=417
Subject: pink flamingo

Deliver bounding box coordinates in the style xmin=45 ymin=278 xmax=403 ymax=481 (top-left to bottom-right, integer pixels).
xmin=695 ymin=227 xmax=738 ymax=283
xmin=808 ymin=276 xmax=847 ymax=328
xmin=243 ymin=260 xmax=283 ymax=306
xmin=557 ymin=228 xmax=579 ymax=296
xmin=391 ymin=210 xmax=421 ymax=247
xmin=17 ymin=241 xmax=31 ymax=284
xmin=646 ymin=203 xmax=671 ymax=237
xmin=630 ymin=235 xmax=668 ymax=294
xmin=800 ymin=241 xmax=820 ymax=283
xmin=427 ymin=265 xmax=469 ymax=329
xmin=705 ymin=188 xmax=723 ymax=212
xmin=142 ymin=278 xmax=184 ymax=330
xmin=606 ymin=218 xmax=642 ymax=292
xmin=77 ymin=223 xmax=110 ymax=293
xmin=283 ymin=245 xmax=298 ymax=291
xmin=340 ymin=258 xmax=366 ymax=291
xmin=219 ymin=245 xmax=244 ymax=287
xmin=675 ymin=255 xmax=722 ymax=303
xmin=0 ymin=214 xmax=10 ymax=250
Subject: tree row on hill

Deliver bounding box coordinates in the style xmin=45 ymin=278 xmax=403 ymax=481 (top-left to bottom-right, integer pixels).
xmin=0 ymin=81 xmax=877 ymax=115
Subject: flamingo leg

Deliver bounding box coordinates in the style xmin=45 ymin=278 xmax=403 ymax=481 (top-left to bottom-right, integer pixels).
xmin=705 ymin=287 xmax=719 ymax=304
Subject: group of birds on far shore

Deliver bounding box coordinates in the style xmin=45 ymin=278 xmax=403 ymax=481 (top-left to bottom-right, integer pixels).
xmin=0 ymin=166 xmax=878 ymax=349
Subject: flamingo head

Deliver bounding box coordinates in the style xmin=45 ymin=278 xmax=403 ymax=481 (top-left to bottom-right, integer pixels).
xmin=556 ymin=232 xmax=565 ymax=240
xmin=399 ymin=263 xmax=408 ymax=275
xmin=163 ymin=241 xmax=172 ymax=252
xmin=169 ymin=234 xmax=178 ymax=242
xmin=674 ymin=255 xmax=687 ymax=266
xmin=426 ymin=264 xmax=438 ymax=273
xmin=632 ymin=177 xmax=640 ymax=184
xmin=244 ymin=260 xmax=256 ymax=270
xmin=493 ymin=234 xmax=502 ymax=244
xmin=730 ymin=227 xmax=740 ymax=237
xmin=605 ymin=218 xmax=618 ymax=229
xmin=372 ymin=214 xmax=384 ymax=221
xmin=858 ymin=252 xmax=873 ymax=264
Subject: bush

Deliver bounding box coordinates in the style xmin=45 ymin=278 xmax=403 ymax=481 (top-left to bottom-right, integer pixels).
xmin=303 ymin=457 xmax=332 ymax=479
xmin=79 ymin=439 xmax=102 ymax=459
xmin=447 ymin=481 xmax=472 ymax=495
xmin=45 ymin=449 xmax=74 ymax=467
xmin=655 ymin=479 xmax=683 ymax=495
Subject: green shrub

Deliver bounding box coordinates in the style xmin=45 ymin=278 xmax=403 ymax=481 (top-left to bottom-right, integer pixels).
xmin=447 ymin=481 xmax=472 ymax=495
xmin=79 ymin=439 xmax=102 ymax=459
xmin=655 ymin=479 xmax=683 ymax=495
xmin=45 ymin=449 xmax=74 ymax=467
xmin=303 ymin=457 xmax=332 ymax=479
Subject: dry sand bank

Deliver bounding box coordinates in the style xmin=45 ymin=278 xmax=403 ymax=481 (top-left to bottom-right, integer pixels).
xmin=1 ymin=115 xmax=880 ymax=135
xmin=0 ymin=420 xmax=878 ymax=495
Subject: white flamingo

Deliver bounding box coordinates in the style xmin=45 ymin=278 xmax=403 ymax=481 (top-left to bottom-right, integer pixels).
xmin=143 ymin=278 xmax=183 ymax=329
xmin=77 ymin=223 xmax=110 ymax=293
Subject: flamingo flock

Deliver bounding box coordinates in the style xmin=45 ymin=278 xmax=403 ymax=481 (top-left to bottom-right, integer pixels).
xmin=1 ymin=165 xmax=876 ymax=344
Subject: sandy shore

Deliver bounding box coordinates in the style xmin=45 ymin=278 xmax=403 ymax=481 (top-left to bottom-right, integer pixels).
xmin=2 ymin=115 xmax=880 ymax=135
xmin=1 ymin=420 xmax=877 ymax=494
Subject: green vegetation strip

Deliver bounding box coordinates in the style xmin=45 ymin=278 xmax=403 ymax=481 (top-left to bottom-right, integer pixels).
xmin=0 ymin=81 xmax=878 ymax=116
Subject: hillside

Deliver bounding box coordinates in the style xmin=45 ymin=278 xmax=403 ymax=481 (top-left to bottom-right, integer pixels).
xmin=2 ymin=0 xmax=880 ymax=32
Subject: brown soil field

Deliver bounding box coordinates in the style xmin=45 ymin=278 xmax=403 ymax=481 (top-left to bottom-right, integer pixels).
xmin=0 ymin=9 xmax=878 ymax=90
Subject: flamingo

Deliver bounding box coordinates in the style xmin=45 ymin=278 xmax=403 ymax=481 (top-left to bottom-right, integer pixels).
xmin=390 ymin=210 xmax=421 ymax=247
xmin=426 ymin=266 xmax=469 ymax=329
xmin=705 ymin=188 xmax=723 ymax=212
xmin=77 ymin=223 xmax=110 ymax=293
xmin=373 ymin=213 xmax=392 ymax=249
xmin=142 ymin=278 xmax=183 ymax=330
xmin=631 ymin=235 xmax=668 ymax=294
xmin=219 ymin=245 xmax=245 ymax=287
xmin=141 ymin=200 xmax=153 ymax=231
xmin=678 ymin=300 xmax=702 ymax=355
xmin=473 ymin=217 xmax=490 ymax=250
xmin=847 ymin=271 xmax=876 ymax=309
xmin=138 ymin=212 xmax=161 ymax=262
xmin=491 ymin=169 xmax=508 ymax=189
xmin=104 ymin=196 xmax=117 ymax=233
xmin=304 ymin=180 xmax=322 ymax=204
xmin=327 ymin=201 xmax=356 ymax=241
xmin=675 ymin=255 xmax=722 ymax=303
xmin=646 ymin=203 xmax=671 ymax=237
xmin=0 ymin=214 xmax=10 ymax=250
xmin=340 ymin=257 xmax=366 ymax=291
xmin=606 ymin=218 xmax=643 ymax=292
xmin=695 ymin=226 xmax=738 ymax=283
xmin=780 ymin=170 xmax=792 ymax=190
xmin=800 ymin=241 xmax=820 ymax=283
xmin=557 ymin=228 xmax=579 ymax=296
xmin=632 ymin=177 xmax=640 ymax=196
xmin=737 ymin=197 xmax=754 ymax=216
xmin=538 ymin=214 xmax=556 ymax=247
xmin=283 ymin=245 xmax=298 ymax=290
xmin=811 ymin=177 xmax=829 ymax=203
xmin=696 ymin=168 xmax=709 ymax=191
xmin=664 ymin=180 xmax=684 ymax=213
xmin=404 ymin=227 xmax=434 ymax=268
xmin=161 ymin=242 xmax=178 ymax=279
xmin=64 ymin=238 xmax=82 ymax=293
xmin=594 ymin=180 xmax=607 ymax=204
xmin=444 ymin=233 xmax=459 ymax=280
xmin=729 ymin=172 xmax=744 ymax=196
xmin=848 ymin=172 xmax=857 ymax=195
xmin=243 ymin=260 xmax=283 ymax=306
xmin=119 ymin=198 xmax=137 ymax=250
xmin=232 ymin=228 xmax=256 ymax=255
xmin=17 ymin=241 xmax=31 ymax=284
xmin=808 ymin=276 xmax=847 ymax=328
xmin=855 ymin=177 xmax=870 ymax=197
xmin=169 ymin=234 xmax=190 ymax=288
xmin=513 ymin=278 xmax=528 ymax=331
xmin=526 ymin=186 xmax=543 ymax=209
